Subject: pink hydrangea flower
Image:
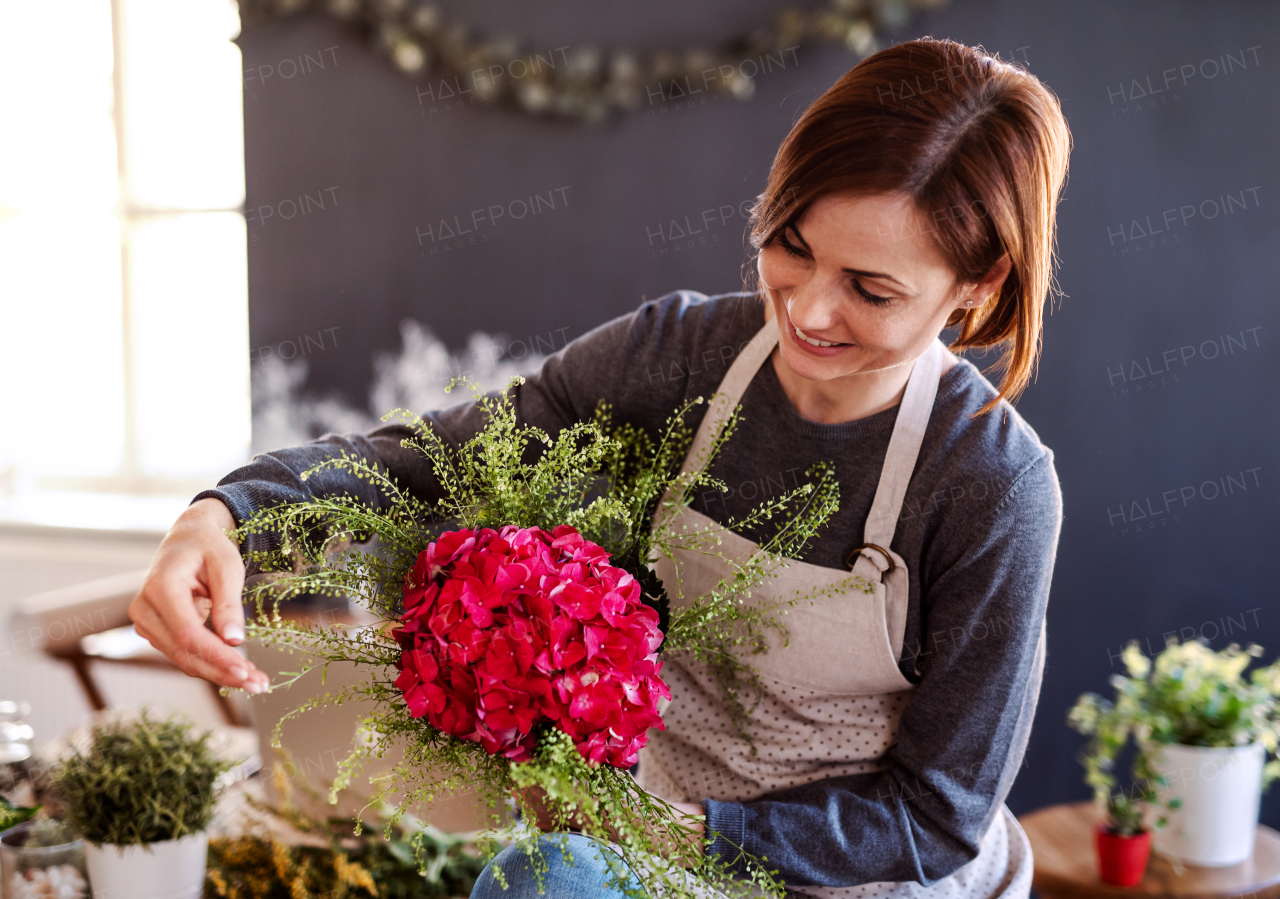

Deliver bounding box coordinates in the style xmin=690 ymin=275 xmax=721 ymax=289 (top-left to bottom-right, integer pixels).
xmin=391 ymin=524 xmax=669 ymax=767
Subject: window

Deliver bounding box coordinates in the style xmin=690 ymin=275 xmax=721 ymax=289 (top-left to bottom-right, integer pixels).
xmin=0 ymin=0 xmax=249 ymax=531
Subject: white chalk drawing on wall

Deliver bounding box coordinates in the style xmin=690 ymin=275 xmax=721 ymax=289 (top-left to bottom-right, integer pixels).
xmin=250 ymin=319 xmax=548 ymax=455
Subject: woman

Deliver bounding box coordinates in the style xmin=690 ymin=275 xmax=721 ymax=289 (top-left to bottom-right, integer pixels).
xmin=130 ymin=37 xmax=1069 ymax=899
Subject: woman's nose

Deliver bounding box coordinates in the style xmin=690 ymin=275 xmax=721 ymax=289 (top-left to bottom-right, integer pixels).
xmin=786 ymin=278 xmax=843 ymax=330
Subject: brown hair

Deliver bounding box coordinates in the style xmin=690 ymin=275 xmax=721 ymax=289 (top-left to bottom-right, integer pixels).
xmin=746 ymin=38 xmax=1071 ymax=417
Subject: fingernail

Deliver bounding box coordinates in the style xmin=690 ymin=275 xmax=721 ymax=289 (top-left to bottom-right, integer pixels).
xmin=245 ymin=680 xmax=264 ymax=695
xmin=230 ymin=665 xmax=247 ymax=682
xmin=222 ymin=624 xmax=245 ymax=643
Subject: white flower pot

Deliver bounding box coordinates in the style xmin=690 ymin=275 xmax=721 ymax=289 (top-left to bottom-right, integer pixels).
xmin=83 ymin=831 xmax=207 ymax=899
xmin=1152 ymin=742 xmax=1264 ymax=866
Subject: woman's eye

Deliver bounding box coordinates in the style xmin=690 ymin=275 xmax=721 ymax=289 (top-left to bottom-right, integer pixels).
xmin=773 ymin=230 xmax=891 ymax=307
xmin=778 ymin=231 xmax=807 ymax=260
xmin=853 ymin=280 xmax=892 ymax=307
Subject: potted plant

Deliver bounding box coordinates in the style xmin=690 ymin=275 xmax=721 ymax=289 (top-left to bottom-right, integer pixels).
xmin=1068 ymin=668 xmax=1181 ymax=887
xmin=51 ymin=710 xmax=235 ymax=899
xmin=1070 ymin=638 xmax=1280 ymax=870
xmin=1091 ymin=790 xmax=1158 ymax=887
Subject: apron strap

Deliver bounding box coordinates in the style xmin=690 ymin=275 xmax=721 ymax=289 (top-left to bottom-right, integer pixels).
xmin=674 ymin=323 xmax=779 ymax=478
xmin=672 ymin=320 xmax=949 ymax=567
xmin=861 ymin=337 xmax=947 ymax=550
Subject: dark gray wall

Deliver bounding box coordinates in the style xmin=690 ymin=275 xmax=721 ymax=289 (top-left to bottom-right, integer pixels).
xmin=239 ymin=0 xmax=1280 ymax=823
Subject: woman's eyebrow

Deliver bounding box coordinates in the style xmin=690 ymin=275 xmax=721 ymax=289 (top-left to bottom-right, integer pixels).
xmin=790 ymin=223 xmax=914 ymax=292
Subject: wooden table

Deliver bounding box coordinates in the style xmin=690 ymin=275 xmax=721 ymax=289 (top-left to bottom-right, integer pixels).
xmin=1019 ymin=803 xmax=1280 ymax=899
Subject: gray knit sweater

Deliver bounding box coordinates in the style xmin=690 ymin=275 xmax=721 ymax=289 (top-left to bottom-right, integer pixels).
xmin=197 ymin=290 xmax=1063 ymax=888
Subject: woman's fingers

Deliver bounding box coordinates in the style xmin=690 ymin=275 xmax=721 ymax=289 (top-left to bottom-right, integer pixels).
xmin=131 ymin=578 xmax=255 ymax=689
xmin=129 ymin=499 xmax=270 ymax=693
xmin=205 ymin=538 xmax=247 ymax=647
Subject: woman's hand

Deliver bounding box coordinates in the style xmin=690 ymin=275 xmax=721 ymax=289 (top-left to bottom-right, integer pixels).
xmin=665 ymin=801 xmax=706 ymax=855
xmin=514 ymin=785 xmax=561 ymax=832
xmin=128 ymin=498 xmax=271 ymax=693
xmin=515 ymin=787 xmax=705 ymax=855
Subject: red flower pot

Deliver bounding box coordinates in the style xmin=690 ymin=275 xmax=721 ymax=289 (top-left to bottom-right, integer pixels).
xmin=1094 ymin=823 xmax=1152 ymax=887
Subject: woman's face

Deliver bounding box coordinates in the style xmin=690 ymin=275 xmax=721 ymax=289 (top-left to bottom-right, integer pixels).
xmin=757 ymin=190 xmax=1003 ymax=383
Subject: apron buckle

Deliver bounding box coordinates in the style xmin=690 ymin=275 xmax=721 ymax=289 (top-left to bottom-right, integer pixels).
xmin=847 ymin=542 xmax=896 ymax=575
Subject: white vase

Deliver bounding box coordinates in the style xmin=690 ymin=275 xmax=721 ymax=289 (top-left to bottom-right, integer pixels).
xmin=83 ymin=831 xmax=208 ymax=899
xmin=1151 ymin=742 xmax=1264 ymax=866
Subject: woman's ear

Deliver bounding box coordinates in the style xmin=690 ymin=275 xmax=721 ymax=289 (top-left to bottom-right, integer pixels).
xmin=957 ymin=254 xmax=1013 ymax=309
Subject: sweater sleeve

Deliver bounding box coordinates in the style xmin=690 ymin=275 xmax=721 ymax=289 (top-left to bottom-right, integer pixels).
xmin=195 ymin=309 xmax=637 ymax=556
xmin=192 ymin=290 xmax=729 ymax=559
xmin=702 ymin=450 xmax=1062 ymax=888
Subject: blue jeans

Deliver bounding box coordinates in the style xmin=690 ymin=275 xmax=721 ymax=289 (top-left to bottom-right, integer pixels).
xmin=470 ymin=833 xmax=648 ymax=899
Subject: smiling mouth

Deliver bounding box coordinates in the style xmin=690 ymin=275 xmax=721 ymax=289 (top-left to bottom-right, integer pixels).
xmin=794 ymin=326 xmax=850 ymax=348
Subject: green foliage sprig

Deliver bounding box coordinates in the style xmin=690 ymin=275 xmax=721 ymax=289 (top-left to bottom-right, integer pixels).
xmin=51 ymin=710 xmax=235 ymax=846
xmin=1067 ymin=637 xmax=1280 ymax=835
xmin=232 ymin=377 xmax=858 ymax=899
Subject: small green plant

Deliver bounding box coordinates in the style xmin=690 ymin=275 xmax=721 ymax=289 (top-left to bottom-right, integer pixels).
xmin=1068 ymin=637 xmax=1280 ymax=834
xmin=1101 ymin=791 xmax=1148 ymax=837
xmin=24 ymin=816 xmax=75 ymax=847
xmin=51 ymin=710 xmax=235 ymax=846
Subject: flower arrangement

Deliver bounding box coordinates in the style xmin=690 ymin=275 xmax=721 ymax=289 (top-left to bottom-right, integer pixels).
xmin=1067 ymin=637 xmax=1280 ymax=834
xmin=392 ymin=523 xmax=667 ymax=768
xmin=234 ymin=379 xmax=853 ymax=899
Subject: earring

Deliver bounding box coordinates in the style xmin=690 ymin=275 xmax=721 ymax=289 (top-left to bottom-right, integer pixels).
xmin=965 ymin=300 xmax=973 ymax=307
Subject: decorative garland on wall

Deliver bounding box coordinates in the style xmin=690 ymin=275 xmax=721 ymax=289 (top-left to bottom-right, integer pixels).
xmin=235 ymin=0 xmax=951 ymax=125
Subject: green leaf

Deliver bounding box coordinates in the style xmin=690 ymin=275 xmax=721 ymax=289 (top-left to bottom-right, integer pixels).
xmin=0 ymin=796 xmax=39 ymax=831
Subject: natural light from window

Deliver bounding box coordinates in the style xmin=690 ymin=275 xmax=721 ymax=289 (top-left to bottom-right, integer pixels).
xmin=0 ymin=0 xmax=249 ymax=531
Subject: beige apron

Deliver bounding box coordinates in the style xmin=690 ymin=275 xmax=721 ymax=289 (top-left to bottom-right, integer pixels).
xmin=635 ymin=323 xmax=1034 ymax=899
